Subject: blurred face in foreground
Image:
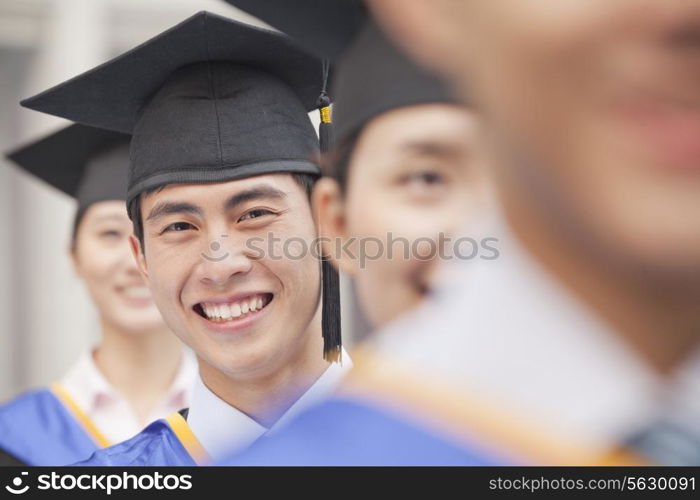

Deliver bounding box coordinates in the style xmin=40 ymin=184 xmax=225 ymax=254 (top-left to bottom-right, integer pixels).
xmin=314 ymin=104 xmax=490 ymax=328
xmin=370 ymin=0 xmax=700 ymax=284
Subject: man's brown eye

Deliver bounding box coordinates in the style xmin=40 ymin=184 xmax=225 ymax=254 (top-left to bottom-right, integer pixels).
xmin=239 ymin=209 xmax=274 ymax=222
xmin=163 ymin=222 xmax=194 ymax=233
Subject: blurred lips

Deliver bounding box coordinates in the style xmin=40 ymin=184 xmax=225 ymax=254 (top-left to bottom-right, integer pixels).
xmin=618 ymin=97 xmax=700 ymax=173
xmin=613 ymin=31 xmax=700 ymax=173
xmin=117 ymin=284 xmax=154 ymax=308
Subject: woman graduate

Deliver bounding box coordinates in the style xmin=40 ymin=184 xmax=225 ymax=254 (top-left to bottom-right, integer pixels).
xmin=1 ymin=124 xmax=196 ymax=466
xmin=21 ymin=12 xmax=346 ymax=466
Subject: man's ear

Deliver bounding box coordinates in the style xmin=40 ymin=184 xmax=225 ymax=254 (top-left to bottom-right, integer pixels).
xmin=129 ymin=234 xmax=149 ymax=279
xmin=312 ymin=177 xmax=357 ymax=277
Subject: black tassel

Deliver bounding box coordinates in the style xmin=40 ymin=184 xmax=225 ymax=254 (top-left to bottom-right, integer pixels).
xmin=317 ymin=59 xmax=342 ymax=362
xmin=322 ymin=258 xmax=342 ymax=362
xmin=317 ymin=59 xmax=333 ymax=153
xmin=318 ymin=117 xmax=335 ymax=156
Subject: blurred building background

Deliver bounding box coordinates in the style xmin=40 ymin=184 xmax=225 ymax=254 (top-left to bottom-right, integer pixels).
xmin=0 ymin=0 xmax=366 ymax=401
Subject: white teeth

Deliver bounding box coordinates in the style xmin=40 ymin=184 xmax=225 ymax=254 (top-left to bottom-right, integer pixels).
xmin=219 ymin=304 xmax=232 ymax=320
xmin=200 ymin=294 xmax=269 ymax=321
xmin=230 ymin=303 xmax=242 ymax=318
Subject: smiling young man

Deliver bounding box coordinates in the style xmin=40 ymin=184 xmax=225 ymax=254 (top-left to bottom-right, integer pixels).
xmin=21 ymin=12 xmax=347 ymax=465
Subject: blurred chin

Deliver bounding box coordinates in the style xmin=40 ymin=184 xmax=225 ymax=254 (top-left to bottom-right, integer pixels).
xmin=360 ymin=288 xmax=419 ymax=329
xmin=601 ymin=207 xmax=700 ymax=277
xmin=548 ymin=176 xmax=700 ymax=284
xmin=109 ymin=307 xmax=165 ymax=335
xmin=588 ymin=163 xmax=700 ymax=274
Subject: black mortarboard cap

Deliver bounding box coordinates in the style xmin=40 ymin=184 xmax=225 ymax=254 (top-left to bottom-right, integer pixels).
xmin=6 ymin=124 xmax=130 ymax=212
xmin=225 ymin=0 xmax=454 ymax=145
xmin=20 ymin=11 xmax=341 ymax=361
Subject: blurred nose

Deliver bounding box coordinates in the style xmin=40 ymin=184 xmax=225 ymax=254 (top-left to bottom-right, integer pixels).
xmin=409 ymin=225 xmax=462 ymax=295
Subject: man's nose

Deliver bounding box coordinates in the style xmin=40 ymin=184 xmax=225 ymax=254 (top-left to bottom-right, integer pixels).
xmin=197 ymin=235 xmax=254 ymax=287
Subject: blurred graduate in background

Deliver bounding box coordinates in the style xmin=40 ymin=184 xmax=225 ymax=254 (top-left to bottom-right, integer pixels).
xmin=222 ymin=0 xmax=700 ymax=465
xmin=1 ymin=124 xmax=196 ymax=465
xmin=365 ymin=0 xmax=700 ymax=466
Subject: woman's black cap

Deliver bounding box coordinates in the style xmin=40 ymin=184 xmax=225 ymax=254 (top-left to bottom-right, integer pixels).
xmin=224 ymin=0 xmax=454 ymax=145
xmin=6 ymin=124 xmax=130 ymax=212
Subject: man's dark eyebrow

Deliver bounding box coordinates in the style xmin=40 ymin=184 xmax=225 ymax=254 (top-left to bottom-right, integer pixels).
xmin=146 ymin=202 xmax=202 ymax=223
xmin=223 ymin=185 xmax=288 ymax=212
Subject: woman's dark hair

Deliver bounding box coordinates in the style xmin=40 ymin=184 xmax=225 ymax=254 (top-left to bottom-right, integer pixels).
xmin=70 ymin=206 xmax=89 ymax=252
xmin=130 ymin=172 xmax=317 ymax=251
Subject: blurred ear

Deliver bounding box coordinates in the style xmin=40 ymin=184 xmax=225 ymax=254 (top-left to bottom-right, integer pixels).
xmin=68 ymin=242 xmax=82 ymax=279
xmin=129 ymin=234 xmax=149 ymax=281
xmin=366 ymin=0 xmax=460 ymax=80
xmin=312 ymin=177 xmax=356 ymax=277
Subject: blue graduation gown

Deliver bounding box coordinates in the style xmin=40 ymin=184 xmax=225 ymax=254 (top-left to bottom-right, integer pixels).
xmin=218 ymin=352 xmax=646 ymax=466
xmin=0 ymin=384 xmax=109 ymax=465
xmin=77 ymin=412 xmax=207 ymax=466
xmin=220 ymin=397 xmax=509 ymax=466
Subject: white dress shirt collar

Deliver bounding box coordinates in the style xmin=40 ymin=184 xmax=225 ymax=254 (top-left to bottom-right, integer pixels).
xmin=187 ymin=350 xmax=352 ymax=461
xmin=60 ymin=348 xmax=197 ymax=444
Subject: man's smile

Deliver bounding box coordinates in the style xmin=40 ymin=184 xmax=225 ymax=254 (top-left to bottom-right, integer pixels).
xmin=193 ymin=293 xmax=274 ymax=322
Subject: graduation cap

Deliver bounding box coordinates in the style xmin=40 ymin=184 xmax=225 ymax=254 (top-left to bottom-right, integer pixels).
xmin=224 ymin=0 xmax=455 ymax=146
xmin=20 ymin=11 xmax=342 ymax=361
xmin=6 ymin=124 xmax=130 ymax=212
